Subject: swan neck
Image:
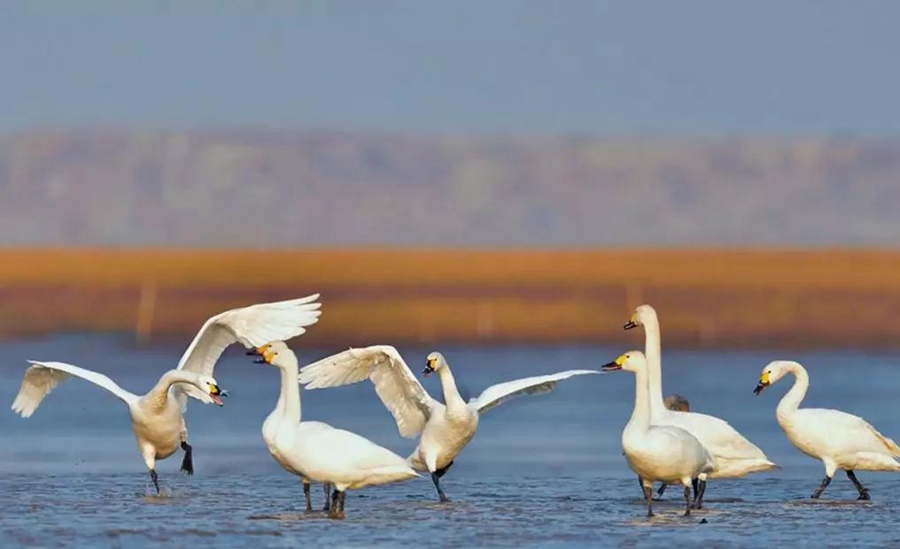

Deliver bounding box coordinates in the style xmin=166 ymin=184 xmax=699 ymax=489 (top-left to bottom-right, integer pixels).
xmin=149 ymin=370 xmax=191 ymax=408
xmin=626 ymin=367 xmax=652 ymax=433
xmin=437 ymin=366 xmax=466 ymax=410
xmin=643 ymin=318 xmax=665 ymax=419
xmin=777 ymin=363 xmax=808 ymax=419
xmin=276 ymin=357 xmax=302 ymax=424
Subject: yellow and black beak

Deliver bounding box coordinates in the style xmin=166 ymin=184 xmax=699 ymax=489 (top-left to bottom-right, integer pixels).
xmin=753 ymin=372 xmax=771 ymax=395
xmin=600 ymin=353 xmax=627 ymax=372
xmin=208 ymin=383 xmax=228 ymax=406
xmin=247 ymin=344 xmax=273 ymax=364
xmin=422 ymin=357 xmax=436 ymax=376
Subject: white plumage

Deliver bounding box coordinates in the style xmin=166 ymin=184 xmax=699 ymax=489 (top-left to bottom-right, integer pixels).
xmin=755 ymin=359 xmax=900 ymax=499
xmin=298 ymin=344 xmax=598 ymax=501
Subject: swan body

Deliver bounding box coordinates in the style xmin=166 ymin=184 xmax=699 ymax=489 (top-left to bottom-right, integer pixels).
xmin=601 ymin=351 xmax=715 ymax=517
xmin=11 ymin=294 xmax=322 ymax=493
xmin=627 ymin=305 xmax=776 ymax=491
xmin=253 ymin=341 xmax=419 ymax=519
xmin=298 ymin=345 xmax=599 ymax=501
xmin=755 ymin=360 xmax=900 ymax=499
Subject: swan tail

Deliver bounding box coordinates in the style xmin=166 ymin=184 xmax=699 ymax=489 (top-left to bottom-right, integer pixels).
xmin=708 ymin=458 xmax=779 ymax=479
xmin=870 ymin=427 xmax=900 ymax=457
xmin=851 ymin=452 xmax=900 ymax=472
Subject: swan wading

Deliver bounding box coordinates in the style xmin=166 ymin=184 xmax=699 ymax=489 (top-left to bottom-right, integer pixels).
xmin=10 ymin=295 xmax=322 ymax=495
xmin=626 ymin=304 xmax=777 ymax=507
xmin=298 ymin=346 xmax=599 ymax=501
xmin=755 ymin=360 xmax=900 ymax=499
xmin=251 ymin=341 xmax=419 ymax=519
xmin=601 ymin=351 xmax=716 ymax=518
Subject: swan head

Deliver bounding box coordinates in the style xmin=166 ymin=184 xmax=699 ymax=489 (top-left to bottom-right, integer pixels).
xmin=754 ymin=360 xmax=796 ymax=395
xmin=248 ymin=341 xmax=296 ymax=369
xmin=600 ymin=350 xmax=645 ymax=373
xmin=198 ymin=375 xmax=228 ymax=406
xmin=624 ymin=304 xmax=657 ymax=331
xmin=423 ymin=352 xmax=446 ymax=377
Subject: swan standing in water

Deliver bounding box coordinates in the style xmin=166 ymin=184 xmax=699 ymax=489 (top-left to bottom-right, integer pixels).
xmin=601 ymin=351 xmax=715 ymax=517
xmin=754 ymin=360 xmax=900 ymax=499
xmin=11 ymin=295 xmax=322 ymax=494
xmin=251 ymin=341 xmax=419 ymax=519
xmin=625 ymin=304 xmax=776 ymax=507
xmin=298 ymin=346 xmax=598 ymax=502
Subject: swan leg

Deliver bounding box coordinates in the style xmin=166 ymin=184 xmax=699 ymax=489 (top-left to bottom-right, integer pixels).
xmin=691 ymin=478 xmax=706 ymax=509
xmin=431 ymin=472 xmax=451 ymax=503
xmin=656 ymin=482 xmax=668 ymax=500
xmin=846 ymin=470 xmax=871 ymax=500
xmin=323 ymin=483 xmax=332 ymax=511
xmin=149 ymin=469 xmax=160 ymax=494
xmin=179 ymin=441 xmax=194 ymax=476
xmin=642 ymin=483 xmax=654 ymax=517
xmin=811 ymin=475 xmax=832 ymax=499
xmin=682 ymin=485 xmax=691 ymax=517
xmin=302 ymin=480 xmax=312 ymax=512
xmin=328 ymin=488 xmax=345 ymax=520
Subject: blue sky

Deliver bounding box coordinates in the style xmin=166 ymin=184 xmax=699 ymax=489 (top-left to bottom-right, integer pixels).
xmin=1 ymin=0 xmax=899 ymax=134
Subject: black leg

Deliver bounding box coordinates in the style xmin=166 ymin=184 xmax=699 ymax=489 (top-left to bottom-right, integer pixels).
xmin=328 ymin=489 xmax=345 ymax=519
xmin=338 ymin=490 xmax=346 ymax=513
xmin=431 ymin=472 xmax=451 ymax=503
xmin=692 ymin=478 xmax=707 ymax=509
xmin=434 ymin=460 xmax=454 ymax=478
xmin=683 ymin=485 xmax=691 ymax=516
xmin=846 ymin=470 xmax=870 ymax=500
xmin=323 ymin=483 xmax=332 ymax=511
xmin=656 ymin=482 xmax=668 ymax=500
xmin=643 ymin=484 xmax=654 ymax=518
xmin=303 ymin=481 xmax=312 ymax=512
xmin=149 ymin=469 xmax=160 ymax=494
xmin=180 ymin=442 xmax=194 ymax=476
xmin=811 ymin=475 xmax=832 ymax=499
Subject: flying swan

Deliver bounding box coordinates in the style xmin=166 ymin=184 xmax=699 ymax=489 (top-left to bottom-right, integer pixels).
xmin=250 ymin=341 xmax=419 ymax=519
xmin=601 ymin=351 xmax=716 ymax=517
xmin=754 ymin=360 xmax=900 ymax=499
xmin=298 ymin=345 xmax=599 ymax=501
xmin=625 ymin=304 xmax=776 ymax=507
xmin=11 ymin=295 xmax=322 ymax=494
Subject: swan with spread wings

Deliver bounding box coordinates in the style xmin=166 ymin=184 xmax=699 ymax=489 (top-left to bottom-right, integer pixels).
xmin=11 ymin=294 xmax=322 ymax=495
xmin=298 ymin=346 xmax=598 ymax=501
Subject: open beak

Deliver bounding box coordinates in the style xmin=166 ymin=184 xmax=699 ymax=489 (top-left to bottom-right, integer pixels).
xmin=600 ymin=360 xmax=623 ymax=372
xmin=623 ymin=320 xmax=638 ymax=330
xmin=248 ymin=346 xmax=270 ymax=364
xmin=753 ymin=381 xmax=769 ymax=395
xmin=209 ymin=384 xmax=227 ymax=406
xmin=422 ymin=360 xmax=435 ymax=377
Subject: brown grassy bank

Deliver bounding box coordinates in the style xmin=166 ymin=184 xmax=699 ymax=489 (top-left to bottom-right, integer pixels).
xmin=0 ymin=248 xmax=899 ymax=349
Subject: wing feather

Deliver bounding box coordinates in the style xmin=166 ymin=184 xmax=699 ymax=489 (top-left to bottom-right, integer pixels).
xmin=11 ymin=361 xmax=138 ymax=418
xmin=468 ymin=369 xmax=599 ymax=414
xmin=299 ymin=345 xmax=435 ymax=438
xmin=175 ymin=294 xmax=322 ymax=407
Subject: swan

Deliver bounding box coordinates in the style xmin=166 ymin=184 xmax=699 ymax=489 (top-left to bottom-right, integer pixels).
xmin=625 ymin=304 xmax=776 ymax=507
xmin=11 ymin=295 xmax=322 ymax=494
xmin=754 ymin=360 xmax=900 ymax=499
xmin=298 ymin=345 xmax=599 ymax=502
xmin=601 ymin=351 xmax=715 ymax=517
xmin=251 ymin=341 xmax=419 ymax=519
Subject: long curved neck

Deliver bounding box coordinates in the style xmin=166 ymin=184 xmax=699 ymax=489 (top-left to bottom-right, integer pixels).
xmin=437 ymin=365 xmax=467 ymax=411
xmin=274 ymin=357 xmax=302 ymax=424
xmin=148 ymin=370 xmax=196 ymax=409
xmin=626 ymin=367 xmax=651 ymax=433
xmin=642 ymin=316 xmax=665 ymax=420
xmin=776 ymin=363 xmax=808 ymax=420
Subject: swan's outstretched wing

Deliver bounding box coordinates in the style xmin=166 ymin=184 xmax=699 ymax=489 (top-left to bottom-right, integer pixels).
xmin=175 ymin=294 xmax=322 ymax=407
xmin=468 ymin=370 xmax=600 ymax=414
xmin=299 ymin=345 xmax=436 ymax=438
xmin=12 ymin=361 xmax=139 ymax=417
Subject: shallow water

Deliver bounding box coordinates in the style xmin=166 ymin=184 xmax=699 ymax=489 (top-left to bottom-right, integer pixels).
xmin=2 ymin=335 xmax=900 ymax=547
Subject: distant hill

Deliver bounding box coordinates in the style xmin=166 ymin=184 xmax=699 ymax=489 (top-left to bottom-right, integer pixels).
xmin=2 ymin=130 xmax=899 ymax=246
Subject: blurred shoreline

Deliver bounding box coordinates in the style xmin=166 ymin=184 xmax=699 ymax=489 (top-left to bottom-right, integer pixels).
xmin=0 ymin=248 xmax=897 ymax=350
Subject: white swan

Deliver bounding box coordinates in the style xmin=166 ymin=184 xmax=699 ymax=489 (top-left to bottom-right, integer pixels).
xmin=251 ymin=341 xmax=419 ymax=519
xmin=755 ymin=360 xmax=900 ymax=499
xmin=298 ymin=345 xmax=599 ymax=501
xmin=601 ymin=351 xmax=715 ymax=517
xmin=625 ymin=304 xmax=776 ymax=507
xmin=11 ymin=295 xmax=322 ymax=494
